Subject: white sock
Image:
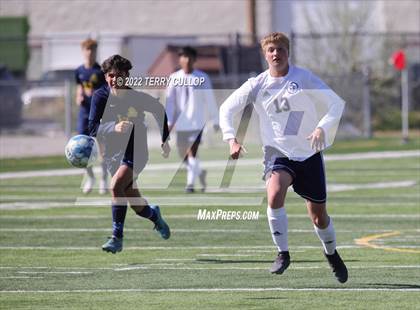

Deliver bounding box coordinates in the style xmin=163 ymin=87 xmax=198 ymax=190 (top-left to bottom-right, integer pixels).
xmin=187 ymin=157 xmax=201 ymax=185
xmin=314 ymin=217 xmax=336 ymax=255
xmin=86 ymin=166 xmax=94 ymax=179
xmin=267 ymin=206 xmax=288 ymax=252
xmin=186 ymin=160 xmax=194 ymax=186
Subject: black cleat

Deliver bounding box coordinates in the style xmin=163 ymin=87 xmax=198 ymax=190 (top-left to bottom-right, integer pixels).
xmin=325 ymin=250 xmax=348 ymax=283
xmin=185 ymin=186 xmax=195 ymax=193
xmin=270 ymin=251 xmax=290 ymax=274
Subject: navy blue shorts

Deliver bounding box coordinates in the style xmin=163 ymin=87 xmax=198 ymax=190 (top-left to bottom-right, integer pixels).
xmin=263 ymin=146 xmax=327 ymax=203
xmin=104 ymin=153 xmax=148 ymax=177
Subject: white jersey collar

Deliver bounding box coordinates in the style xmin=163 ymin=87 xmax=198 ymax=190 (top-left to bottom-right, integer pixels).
xmin=267 ymin=64 xmax=294 ymax=82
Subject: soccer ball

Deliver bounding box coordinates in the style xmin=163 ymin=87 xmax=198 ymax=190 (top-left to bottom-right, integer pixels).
xmin=65 ymin=135 xmax=98 ymax=168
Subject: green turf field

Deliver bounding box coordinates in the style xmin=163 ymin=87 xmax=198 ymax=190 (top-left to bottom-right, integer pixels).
xmin=0 ymin=147 xmax=419 ymax=309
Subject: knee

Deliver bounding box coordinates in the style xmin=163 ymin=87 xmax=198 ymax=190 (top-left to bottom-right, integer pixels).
xmin=111 ymin=180 xmax=125 ymax=197
xmin=267 ymin=190 xmax=285 ymax=208
xmin=311 ymin=213 xmax=329 ymax=229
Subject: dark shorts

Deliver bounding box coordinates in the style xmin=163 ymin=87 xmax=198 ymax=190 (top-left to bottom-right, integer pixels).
xmin=263 ymin=146 xmax=327 ymax=203
xmin=104 ymin=152 xmax=148 ymax=177
xmin=176 ymin=130 xmax=203 ymax=158
xmin=103 ymin=127 xmax=149 ymax=177
xmin=104 ymin=144 xmax=149 ymax=176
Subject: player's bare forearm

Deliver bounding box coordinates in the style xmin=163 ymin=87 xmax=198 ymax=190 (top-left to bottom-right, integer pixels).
xmin=161 ymin=141 xmax=171 ymax=158
xmin=228 ymin=138 xmax=246 ymax=160
xmin=76 ymin=85 xmax=84 ymax=105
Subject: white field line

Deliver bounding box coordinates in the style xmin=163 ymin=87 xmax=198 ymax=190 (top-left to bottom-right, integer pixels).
xmin=1 ymin=184 xmax=419 ymax=210
xmin=196 ymin=254 xmax=258 ymax=257
xmin=370 ymin=245 xmax=420 ymax=249
xmin=238 ymin=249 xmax=312 ymax=253
xmin=1 ymin=214 xmax=418 ymax=220
xmin=2 ymin=265 xmax=420 ymax=271
xmin=0 ymin=150 xmax=419 ymax=180
xmin=0 ymin=287 xmax=420 ymax=293
xmin=17 ymin=271 xmax=92 ymax=275
xmin=0 ymin=245 xmax=364 ymax=251
xmin=327 ymin=180 xmax=417 ymax=192
xmin=154 ymin=258 xmax=197 ymax=262
xmin=0 ymin=276 xmax=44 ymax=279
xmin=2 ymin=192 xmax=419 ymax=201
xmin=113 ymin=265 xmax=420 ymax=271
xmin=0 ymin=200 xmax=266 ymax=210
xmin=74 ymin=196 xmax=265 ymax=206
xmin=0 ymin=228 xmax=417 ymax=234
xmin=0 ymin=182 xmax=417 ymax=197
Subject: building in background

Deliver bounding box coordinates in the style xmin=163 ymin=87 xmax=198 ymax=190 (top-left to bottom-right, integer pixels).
xmin=0 ymin=0 xmax=418 ymax=78
xmin=0 ymin=0 xmax=419 ymax=135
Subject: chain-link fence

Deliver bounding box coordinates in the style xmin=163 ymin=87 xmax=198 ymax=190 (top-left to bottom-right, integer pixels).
xmin=291 ymin=31 xmax=420 ymax=135
xmin=1 ymin=31 xmax=419 ymax=158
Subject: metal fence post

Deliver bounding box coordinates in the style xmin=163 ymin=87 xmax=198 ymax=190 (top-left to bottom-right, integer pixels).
xmin=362 ymin=66 xmax=372 ymax=138
xmin=64 ymin=79 xmax=72 ymax=140
xmin=401 ymin=68 xmax=409 ymax=143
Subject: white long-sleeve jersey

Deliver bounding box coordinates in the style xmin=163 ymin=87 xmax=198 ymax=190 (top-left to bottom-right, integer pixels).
xmin=219 ymin=65 xmax=345 ymax=161
xmin=166 ymin=69 xmax=219 ymax=132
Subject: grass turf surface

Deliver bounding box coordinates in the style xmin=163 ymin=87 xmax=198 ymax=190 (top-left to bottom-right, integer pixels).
xmin=1 ymin=132 xmax=419 ymax=173
xmin=0 ymin=150 xmax=419 ymax=309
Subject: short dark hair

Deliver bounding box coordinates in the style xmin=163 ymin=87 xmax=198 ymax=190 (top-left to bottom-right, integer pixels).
xmin=178 ymin=46 xmax=197 ymax=59
xmin=101 ymin=54 xmax=132 ymax=74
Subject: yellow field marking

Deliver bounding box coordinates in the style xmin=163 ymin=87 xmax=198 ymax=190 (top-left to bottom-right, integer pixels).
xmin=355 ymin=231 xmax=420 ymax=254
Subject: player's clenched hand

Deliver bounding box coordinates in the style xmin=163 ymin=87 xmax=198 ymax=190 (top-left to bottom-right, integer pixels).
xmin=161 ymin=141 xmax=170 ymax=158
xmin=114 ymin=121 xmax=133 ymax=133
xmin=229 ymin=138 xmax=246 ymax=160
xmin=307 ymin=127 xmax=325 ymax=152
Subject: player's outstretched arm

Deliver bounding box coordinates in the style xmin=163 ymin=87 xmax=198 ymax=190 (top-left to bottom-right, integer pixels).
xmin=165 ymin=75 xmax=178 ymax=131
xmin=76 ymin=84 xmax=84 ymax=106
xmin=203 ymin=73 xmax=220 ymax=132
xmin=307 ymin=71 xmax=345 ymax=146
xmin=137 ymin=92 xmax=171 ymax=150
xmin=161 ymin=141 xmax=171 ymax=158
xmin=228 ymin=138 xmax=247 ymax=160
xmin=219 ymin=81 xmax=253 ymax=142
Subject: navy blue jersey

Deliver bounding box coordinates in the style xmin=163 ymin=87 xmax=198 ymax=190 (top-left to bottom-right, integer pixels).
xmin=89 ymin=85 xmax=169 ymax=171
xmin=75 ymin=63 xmax=105 ymax=112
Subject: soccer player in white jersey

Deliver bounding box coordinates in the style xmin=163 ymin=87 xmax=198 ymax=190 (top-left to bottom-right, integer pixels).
xmin=166 ymin=46 xmax=219 ymax=193
xmin=219 ymin=32 xmax=348 ymax=283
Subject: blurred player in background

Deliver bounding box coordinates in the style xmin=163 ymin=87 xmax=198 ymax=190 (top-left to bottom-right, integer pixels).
xmin=166 ymin=46 xmax=219 ymax=193
xmin=75 ymin=38 xmax=108 ymax=194
xmin=89 ymin=55 xmax=171 ymax=253
xmin=219 ymin=32 xmax=348 ymax=283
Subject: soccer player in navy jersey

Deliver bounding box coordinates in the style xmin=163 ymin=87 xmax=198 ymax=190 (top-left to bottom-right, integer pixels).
xmin=89 ymin=54 xmax=171 ymax=253
xmin=75 ymin=38 xmax=108 ymax=194
xmin=219 ymin=32 xmax=348 ymax=283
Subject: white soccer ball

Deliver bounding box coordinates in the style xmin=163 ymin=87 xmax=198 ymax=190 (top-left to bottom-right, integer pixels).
xmin=65 ymin=135 xmax=98 ymax=168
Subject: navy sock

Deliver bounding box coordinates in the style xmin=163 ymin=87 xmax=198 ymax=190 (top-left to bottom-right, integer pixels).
xmin=137 ymin=205 xmax=158 ymax=223
xmin=112 ymin=203 xmax=127 ymax=238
